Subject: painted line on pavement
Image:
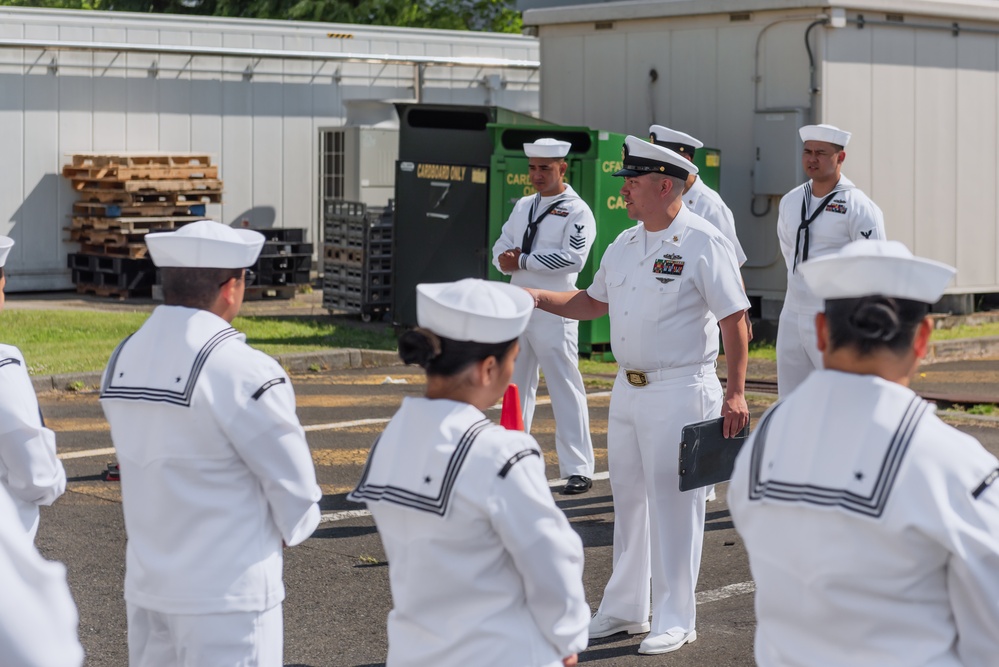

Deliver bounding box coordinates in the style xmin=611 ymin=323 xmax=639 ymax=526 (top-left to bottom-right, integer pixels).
xmin=59 ymin=446 xmax=116 ymax=460
xmin=695 ymin=580 xmax=756 ymax=604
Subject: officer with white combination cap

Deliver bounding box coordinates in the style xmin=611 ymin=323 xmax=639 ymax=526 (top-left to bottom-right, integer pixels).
xmin=493 ymin=138 xmax=597 ymax=495
xmin=776 ymin=123 xmax=886 ymax=396
xmin=730 ymin=240 xmax=999 ymax=667
xmin=527 ymin=136 xmax=750 ymax=655
xmin=349 ymin=278 xmax=589 ymax=667
xmin=0 ymin=236 xmax=68 ymax=541
xmin=99 ymin=221 xmax=322 ymax=666
xmin=0 ymin=236 xmax=83 ymax=667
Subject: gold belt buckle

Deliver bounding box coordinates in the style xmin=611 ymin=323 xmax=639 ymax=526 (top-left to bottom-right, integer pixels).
xmin=625 ymin=370 xmax=648 ymax=387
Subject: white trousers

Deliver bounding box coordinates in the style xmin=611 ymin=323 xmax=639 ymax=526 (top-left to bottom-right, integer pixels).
xmin=776 ymin=308 xmax=823 ymax=397
xmin=596 ymin=367 xmax=721 ymax=635
xmin=127 ymin=603 xmax=283 ymax=667
xmin=512 ymin=309 xmax=595 ymax=478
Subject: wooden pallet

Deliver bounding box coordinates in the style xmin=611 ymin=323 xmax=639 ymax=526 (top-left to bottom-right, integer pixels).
xmin=75 ymin=189 xmax=223 ymax=204
xmin=68 ymin=229 xmax=147 ymax=246
xmin=71 ymin=178 xmax=224 ymax=193
xmin=75 ymin=283 xmax=132 ymax=300
xmin=71 ymin=153 xmax=213 ymax=168
xmin=62 ymin=164 xmax=219 ymax=181
xmin=73 ymin=203 xmax=208 ymax=217
xmin=70 ymin=216 xmax=199 ymax=232
xmin=79 ymin=242 xmax=149 ymax=259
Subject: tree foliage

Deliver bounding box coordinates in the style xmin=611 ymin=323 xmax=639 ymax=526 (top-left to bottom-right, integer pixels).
xmin=1 ymin=0 xmax=524 ymax=33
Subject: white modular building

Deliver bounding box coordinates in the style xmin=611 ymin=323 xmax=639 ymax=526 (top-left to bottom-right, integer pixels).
xmin=523 ymin=0 xmax=999 ymax=314
xmin=0 ymin=7 xmax=539 ymax=291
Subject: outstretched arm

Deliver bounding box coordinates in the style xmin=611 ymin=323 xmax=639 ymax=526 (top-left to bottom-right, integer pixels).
xmin=525 ymin=288 xmax=608 ymax=322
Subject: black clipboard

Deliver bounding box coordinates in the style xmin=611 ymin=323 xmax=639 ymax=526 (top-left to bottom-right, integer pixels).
xmin=677 ymin=416 xmax=751 ymax=492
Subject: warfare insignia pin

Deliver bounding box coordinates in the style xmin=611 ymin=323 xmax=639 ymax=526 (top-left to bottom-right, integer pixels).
xmin=655 ymin=277 xmax=675 ymax=284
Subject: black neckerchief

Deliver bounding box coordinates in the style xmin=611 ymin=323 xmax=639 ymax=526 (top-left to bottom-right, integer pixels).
xmin=521 ymin=193 xmax=568 ymax=255
xmin=793 ymin=183 xmax=840 ymax=272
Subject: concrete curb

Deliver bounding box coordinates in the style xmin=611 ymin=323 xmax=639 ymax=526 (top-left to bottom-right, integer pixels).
xmin=925 ymin=335 xmax=999 ymax=364
xmin=31 ymin=348 xmax=403 ymax=394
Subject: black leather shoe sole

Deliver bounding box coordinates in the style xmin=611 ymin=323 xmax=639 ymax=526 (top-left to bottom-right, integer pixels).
xmin=561 ymin=475 xmax=592 ymax=495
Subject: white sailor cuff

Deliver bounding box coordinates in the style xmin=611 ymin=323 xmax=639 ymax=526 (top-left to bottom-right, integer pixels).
xmin=519 ymin=253 xmax=529 ymax=270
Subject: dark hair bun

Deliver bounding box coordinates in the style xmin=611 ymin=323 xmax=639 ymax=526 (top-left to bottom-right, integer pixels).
xmin=848 ymin=298 xmax=901 ymax=342
xmin=398 ymin=328 xmax=442 ymax=368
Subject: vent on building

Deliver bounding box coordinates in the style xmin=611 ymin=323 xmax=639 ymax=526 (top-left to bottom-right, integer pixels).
xmin=595 ymin=21 xmax=614 ymax=30
xmin=885 ymin=13 xmax=904 ymax=22
xmin=320 ymin=129 xmax=346 ymax=201
xmin=730 ymin=12 xmax=752 ymax=22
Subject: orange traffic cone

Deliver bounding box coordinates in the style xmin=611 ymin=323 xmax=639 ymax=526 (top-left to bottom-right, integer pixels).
xmin=500 ymin=383 xmax=525 ymax=431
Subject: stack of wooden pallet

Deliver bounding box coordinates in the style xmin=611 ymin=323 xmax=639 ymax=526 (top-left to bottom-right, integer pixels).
xmin=63 ymin=153 xmax=222 ymax=298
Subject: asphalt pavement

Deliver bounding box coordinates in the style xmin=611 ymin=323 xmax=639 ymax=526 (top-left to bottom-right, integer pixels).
xmin=35 ymin=358 xmax=999 ymax=667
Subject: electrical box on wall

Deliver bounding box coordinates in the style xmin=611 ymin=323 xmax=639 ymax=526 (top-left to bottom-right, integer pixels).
xmin=752 ymin=109 xmax=806 ymax=196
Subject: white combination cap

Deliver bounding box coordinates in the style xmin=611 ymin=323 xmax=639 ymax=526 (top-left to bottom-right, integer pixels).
xmin=648 ymin=125 xmax=703 ymax=157
xmin=417 ymin=278 xmax=534 ymax=343
xmin=145 ymin=220 xmax=265 ymax=269
xmin=800 ymin=240 xmax=955 ymax=304
xmin=0 ymin=236 xmax=12 ymax=268
xmin=523 ymin=138 xmax=571 ymax=159
xmin=799 ymin=123 xmax=852 ymax=147
xmin=614 ymin=135 xmax=698 ymax=179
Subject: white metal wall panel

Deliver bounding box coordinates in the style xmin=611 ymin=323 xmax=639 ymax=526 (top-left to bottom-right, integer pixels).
xmin=0 ymin=26 xmax=26 ymax=275
xmin=669 ymin=29 xmax=717 ymax=136
xmin=869 ymin=27 xmax=916 ymax=251
xmin=539 ymin=34 xmax=585 ymax=125
xmin=623 ymin=30 xmax=668 ymax=135
xmin=955 ymin=33 xmax=997 ymax=288
xmin=822 ymin=26 xmax=874 ymax=195
xmin=93 ymin=27 xmax=127 ymax=152
xmin=913 ymin=29 xmax=959 ymax=269
xmin=758 ymin=22 xmax=812 ymax=111
xmin=581 ymin=32 xmax=628 ymax=132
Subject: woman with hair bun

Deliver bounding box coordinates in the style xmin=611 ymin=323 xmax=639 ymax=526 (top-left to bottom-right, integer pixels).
xmin=348 ymin=278 xmax=589 ymax=667
xmin=729 ymin=240 xmax=999 ymax=666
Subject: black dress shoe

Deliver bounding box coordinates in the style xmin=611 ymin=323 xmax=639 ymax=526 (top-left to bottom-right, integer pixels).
xmin=562 ymin=475 xmax=592 ymax=495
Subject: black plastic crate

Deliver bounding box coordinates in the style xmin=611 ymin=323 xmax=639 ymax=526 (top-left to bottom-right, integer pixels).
xmin=248 ymin=227 xmax=306 ymax=243
xmin=262 ymin=241 xmax=313 ymax=256
xmin=255 ymin=254 xmax=312 ymax=274
xmin=322 ymin=199 xmax=394 ymax=318
xmin=257 ymin=270 xmax=310 ymax=286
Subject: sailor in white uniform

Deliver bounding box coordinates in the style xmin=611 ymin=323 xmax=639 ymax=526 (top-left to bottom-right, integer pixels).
xmin=349 ymin=278 xmax=589 ymax=667
xmin=776 ymin=123 xmax=886 ymax=396
xmin=0 ymin=236 xmax=67 ymax=541
xmin=527 ymin=136 xmax=750 ymax=656
xmin=730 ymin=240 xmax=999 ymax=667
xmin=648 ymin=126 xmax=747 ymax=267
xmin=493 ymin=138 xmax=597 ymax=495
xmin=0 ymin=482 xmax=84 ymax=667
xmin=99 ymin=221 xmax=322 ymax=667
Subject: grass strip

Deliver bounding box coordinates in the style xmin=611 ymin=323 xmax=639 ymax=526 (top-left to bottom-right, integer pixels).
xmin=2 ymin=310 xmax=397 ymax=376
